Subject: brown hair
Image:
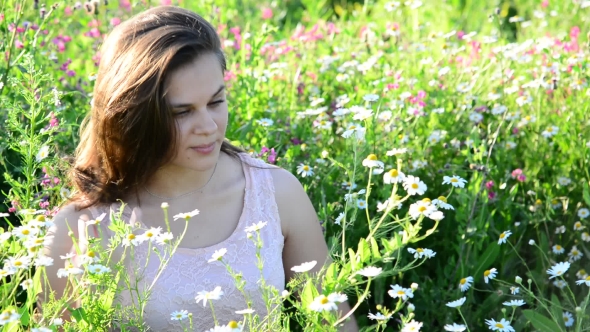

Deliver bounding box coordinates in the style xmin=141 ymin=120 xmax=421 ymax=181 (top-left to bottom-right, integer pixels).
xmin=68 ymin=6 xmax=244 ymax=209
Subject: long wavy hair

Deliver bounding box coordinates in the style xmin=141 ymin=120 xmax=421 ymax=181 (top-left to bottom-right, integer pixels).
xmin=68 ymin=6 xmax=243 ymax=209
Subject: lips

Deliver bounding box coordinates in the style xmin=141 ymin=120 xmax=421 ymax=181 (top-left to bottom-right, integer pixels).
xmin=190 ymin=142 xmax=216 ymax=154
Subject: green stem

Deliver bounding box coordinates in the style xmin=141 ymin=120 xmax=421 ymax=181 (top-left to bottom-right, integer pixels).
xmin=457 ymin=308 xmax=471 ymax=332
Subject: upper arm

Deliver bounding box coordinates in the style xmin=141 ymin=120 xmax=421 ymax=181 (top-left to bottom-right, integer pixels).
xmin=271 ymin=168 xmax=330 ymax=282
xmin=41 ymin=203 xmax=94 ymax=304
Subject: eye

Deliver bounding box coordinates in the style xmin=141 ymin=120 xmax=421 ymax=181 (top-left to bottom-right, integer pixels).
xmin=173 ymin=110 xmax=190 ymax=117
xmin=209 ymin=100 xmax=225 ymax=107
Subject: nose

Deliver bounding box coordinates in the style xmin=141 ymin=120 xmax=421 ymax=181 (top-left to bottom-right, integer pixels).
xmin=191 ymin=108 xmax=218 ymax=136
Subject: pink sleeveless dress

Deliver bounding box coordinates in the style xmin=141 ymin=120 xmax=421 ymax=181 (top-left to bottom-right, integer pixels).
xmin=86 ymin=153 xmax=286 ymax=331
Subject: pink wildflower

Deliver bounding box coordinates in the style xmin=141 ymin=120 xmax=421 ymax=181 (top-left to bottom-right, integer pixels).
xmin=261 ymin=7 xmax=273 ymax=20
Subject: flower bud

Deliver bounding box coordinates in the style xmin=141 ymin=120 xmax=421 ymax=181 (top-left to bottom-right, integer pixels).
xmin=575 ymin=307 xmax=582 ymax=313
xmin=515 ymin=276 xmax=522 ymax=283
xmin=161 ymin=202 xmax=169 ymax=209
xmin=529 ymin=239 xmax=535 ymax=245
xmin=411 ymin=283 xmax=419 ymax=291
xmin=407 ymin=303 xmax=415 ymax=312
xmin=527 ymin=279 xmax=532 ymax=285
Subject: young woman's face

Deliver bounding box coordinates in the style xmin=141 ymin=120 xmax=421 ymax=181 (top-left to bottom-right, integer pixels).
xmin=164 ymin=52 xmax=228 ymax=172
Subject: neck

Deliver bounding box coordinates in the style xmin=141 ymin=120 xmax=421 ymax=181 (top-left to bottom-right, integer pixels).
xmin=144 ymin=158 xmax=221 ymax=200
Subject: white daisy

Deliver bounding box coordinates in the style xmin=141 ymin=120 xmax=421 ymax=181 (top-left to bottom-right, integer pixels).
xmin=56 ymin=262 xmax=84 ymax=278
xmin=363 ymin=93 xmax=379 ymax=102
xmin=170 ymin=310 xmax=189 ymax=321
xmin=235 ymin=308 xmax=255 ymax=314
xmin=498 ymin=230 xmax=512 ymax=244
xmin=557 ymin=176 xmax=571 ymax=186
xmin=573 ymin=221 xmax=585 ymax=231
xmin=308 ymin=293 xmax=348 ymax=312
xmin=442 ymin=175 xmax=467 ymax=188
xmin=409 ymin=201 xmax=437 ymax=219
xmin=575 ymin=276 xmax=590 ymax=286
xmin=256 ymin=118 xmax=274 ymax=127
xmin=85 ymin=212 xmax=106 ymax=225
xmin=568 ymin=246 xmax=583 ymax=262
xmin=459 ymin=276 xmax=473 ymax=292
xmin=388 ymin=284 xmax=414 ymax=300
xmin=469 ymin=112 xmax=483 ymax=123
xmin=547 ymin=261 xmax=570 ymax=279
xmin=357 ymin=199 xmax=367 ymax=209
xmin=386 ymin=148 xmax=408 ymax=155
xmin=356 ymin=266 xmax=382 ymax=278
xmin=195 ymin=286 xmax=224 ymax=307
xmin=383 ymin=169 xmax=405 ymax=184
xmin=20 ymin=279 xmax=33 ymax=290
xmin=0 ymin=309 xmax=21 ymax=326
xmin=553 ymin=279 xmax=567 ymax=289
xmin=541 ymin=126 xmax=558 ymax=138
xmin=137 ymin=227 xmax=162 ymax=243
xmin=578 ymin=208 xmax=589 ymax=219
xmin=403 ymin=175 xmax=427 ymax=195
xmin=296 ymin=164 xmax=314 ymax=177
xmin=33 ymin=255 xmax=54 ymax=267
xmin=407 ymin=247 xmax=436 ymax=259
xmin=552 ymin=244 xmax=566 ymax=254
xmin=429 ymin=210 xmax=445 ymax=221
xmin=290 ymin=261 xmax=317 ymax=273
xmin=432 ymin=196 xmax=454 ymax=210
xmin=334 ymin=212 xmax=345 ymax=225
xmin=485 ymin=318 xmax=515 ymax=332
xmin=208 ymin=248 xmax=228 ymax=263
xmin=502 ymin=300 xmax=525 ymax=307
xmin=444 ymin=323 xmax=467 ymax=331
xmin=36 ymin=145 xmax=50 ymax=162
xmin=5 ymin=256 xmax=32 ymax=270
xmin=484 ymin=268 xmax=498 ymax=283
xmin=583 ymin=232 xmax=590 ymax=242
xmin=446 ymin=297 xmax=466 ymax=308
xmin=367 ymin=312 xmax=390 ymax=320
xmin=156 ymin=232 xmax=174 ymax=245
xmin=122 ymin=233 xmax=142 ymax=247
xmin=173 ymin=209 xmax=200 ymax=221
xmin=87 ymin=264 xmax=111 ymax=275
xmin=244 ymin=221 xmax=267 ymax=233
xmin=510 ymin=286 xmax=519 ymax=295
xmin=401 ymin=320 xmax=423 ymax=332
xmin=563 ymin=311 xmax=574 ymax=327
xmin=341 ymin=123 xmax=366 ymax=140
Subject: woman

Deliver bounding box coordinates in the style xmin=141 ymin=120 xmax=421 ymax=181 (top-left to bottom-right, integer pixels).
xmin=43 ymin=5 xmax=356 ymax=332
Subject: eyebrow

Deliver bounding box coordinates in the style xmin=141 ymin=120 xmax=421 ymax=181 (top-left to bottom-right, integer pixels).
xmin=170 ymin=85 xmax=226 ymax=108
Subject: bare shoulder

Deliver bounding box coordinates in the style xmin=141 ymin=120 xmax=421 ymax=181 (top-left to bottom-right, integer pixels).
xmin=46 ymin=202 xmax=95 ymax=250
xmin=268 ymin=167 xmax=318 ymax=237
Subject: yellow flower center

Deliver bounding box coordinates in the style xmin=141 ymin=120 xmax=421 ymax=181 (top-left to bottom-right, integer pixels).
xmin=228 ymin=321 xmax=239 ymax=328
xmin=555 ymin=245 xmax=562 ymax=250
xmin=573 ymin=250 xmax=579 ymax=255
xmin=460 ymin=278 xmax=467 ymax=285
xmin=575 ymin=222 xmax=581 ymax=228
xmin=552 ymin=199 xmax=559 ymax=204
xmin=495 ymin=323 xmax=504 ymax=328
xmin=547 ymin=127 xmax=553 ymax=132
xmin=422 ymin=198 xmax=431 ymax=203
xmin=14 ymin=261 xmax=22 ymax=267
xmin=484 ymin=270 xmax=491 ymax=277
xmin=499 ymin=233 xmax=506 ymax=239
xmin=418 ymin=206 xmax=427 ymax=212
xmin=320 ymin=296 xmax=329 ymax=305
xmin=451 ymin=178 xmax=458 ymax=182
xmin=438 ymin=196 xmax=447 ymax=202
xmin=349 ymin=125 xmax=356 ymax=130
xmin=367 ymin=154 xmax=378 ymax=161
xmin=535 ymin=199 xmax=542 ymax=205
xmin=29 ymin=246 xmax=38 ymax=253
xmin=389 ymin=169 xmax=399 ymax=177
xmin=359 ymin=201 xmax=365 ymax=206
xmin=127 ymin=234 xmax=135 ymax=240
xmin=564 ymin=316 xmax=570 ymax=322
xmin=580 ymin=269 xmax=587 ymax=275
xmin=146 ymin=232 xmax=154 ymax=238
xmin=397 ymin=290 xmax=405 ymax=295
xmin=398 ymin=134 xmax=404 ymax=139
xmin=36 ymin=215 xmax=46 ymax=222
xmin=87 ymin=251 xmax=95 ymax=258
xmin=525 ymin=116 xmax=531 ymax=121
xmin=585 ymin=276 xmax=590 ymax=281
xmin=175 ymin=314 xmax=182 ymax=318
xmin=22 ymin=229 xmax=30 ymax=235
xmin=557 ymin=271 xmax=563 ymax=276
xmin=411 ymin=183 xmax=419 ymax=189
xmin=303 ymin=165 xmax=310 ymax=171
xmin=417 ymin=248 xmax=424 ymax=253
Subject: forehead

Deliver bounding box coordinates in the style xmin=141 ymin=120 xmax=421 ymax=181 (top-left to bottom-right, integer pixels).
xmin=165 ymin=53 xmax=225 ymax=105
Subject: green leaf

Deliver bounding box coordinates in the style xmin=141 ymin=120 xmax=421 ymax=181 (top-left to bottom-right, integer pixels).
xmin=472 ymin=243 xmax=500 ymax=282
xmin=348 ymin=248 xmax=358 ymax=271
xmin=583 ymin=181 xmax=590 ymax=207
xmin=301 ymin=279 xmax=317 ymax=309
xmin=550 ymin=294 xmax=565 ymax=327
xmin=357 ymin=238 xmax=370 ymax=264
xmin=370 ymin=237 xmax=382 ymax=260
xmin=523 ymin=310 xmax=563 ymax=332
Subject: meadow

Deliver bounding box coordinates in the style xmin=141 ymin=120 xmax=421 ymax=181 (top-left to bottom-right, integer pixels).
xmin=1 ymin=0 xmax=590 ymax=331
